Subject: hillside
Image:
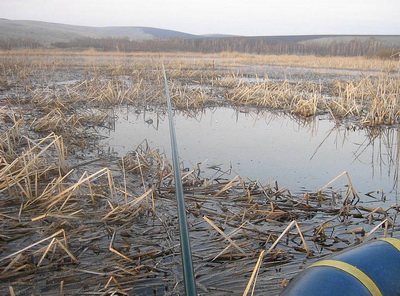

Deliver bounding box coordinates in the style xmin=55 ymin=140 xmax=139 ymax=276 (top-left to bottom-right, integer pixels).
xmin=0 ymin=18 xmax=196 ymax=45
xmin=0 ymin=19 xmax=399 ymax=56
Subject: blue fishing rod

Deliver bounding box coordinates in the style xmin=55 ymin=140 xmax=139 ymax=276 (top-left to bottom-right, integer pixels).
xmin=162 ymin=63 xmax=197 ymax=296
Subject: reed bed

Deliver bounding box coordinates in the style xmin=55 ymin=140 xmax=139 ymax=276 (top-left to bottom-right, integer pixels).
xmin=225 ymin=79 xmax=322 ymax=117
xmin=331 ymin=74 xmax=400 ymax=125
xmin=0 ymin=132 xmax=66 ymax=200
xmin=2 ymin=132 xmax=395 ymax=295
xmin=213 ymin=52 xmax=400 ymax=72
xmin=2 ymin=49 xmax=399 ymax=126
xmin=1 ymin=50 xmax=399 ymax=295
xmin=225 ymin=73 xmax=400 ymax=124
xmin=2 ymin=49 xmax=398 ymax=71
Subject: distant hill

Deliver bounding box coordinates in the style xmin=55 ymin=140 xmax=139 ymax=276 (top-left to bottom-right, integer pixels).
xmin=0 ymin=18 xmax=197 ymax=45
xmin=221 ymin=34 xmax=400 ymax=46
xmin=0 ymin=19 xmax=399 ymax=56
xmin=296 ymin=35 xmax=400 ymax=46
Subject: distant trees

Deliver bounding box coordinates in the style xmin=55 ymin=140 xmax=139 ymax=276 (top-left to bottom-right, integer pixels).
xmin=49 ymin=36 xmax=399 ymax=58
xmin=0 ymin=38 xmax=42 ymax=50
xmin=1 ymin=35 xmax=398 ymax=58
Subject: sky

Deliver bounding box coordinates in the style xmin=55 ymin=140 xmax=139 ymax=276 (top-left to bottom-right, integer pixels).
xmin=0 ymin=0 xmax=399 ymax=36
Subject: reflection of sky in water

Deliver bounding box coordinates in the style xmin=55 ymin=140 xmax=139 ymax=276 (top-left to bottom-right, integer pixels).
xmin=101 ymin=107 xmax=399 ymax=203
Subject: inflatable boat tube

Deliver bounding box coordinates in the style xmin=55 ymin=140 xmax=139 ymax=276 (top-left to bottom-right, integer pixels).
xmin=281 ymin=238 xmax=400 ymax=296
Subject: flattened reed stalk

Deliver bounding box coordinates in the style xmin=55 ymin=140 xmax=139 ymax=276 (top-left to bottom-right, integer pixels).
xmin=243 ymin=220 xmax=309 ymax=295
xmin=0 ymin=229 xmax=76 ymax=280
xmin=102 ymin=189 xmax=152 ymax=223
xmin=27 ymin=167 xmax=115 ymax=212
xmin=318 ymin=171 xmax=360 ymax=205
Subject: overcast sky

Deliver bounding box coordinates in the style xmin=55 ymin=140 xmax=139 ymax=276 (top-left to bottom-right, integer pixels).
xmin=1 ymin=0 xmax=399 ymax=36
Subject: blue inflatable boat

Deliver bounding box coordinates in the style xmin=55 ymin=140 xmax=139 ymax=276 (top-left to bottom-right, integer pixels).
xmin=281 ymin=238 xmax=400 ymax=296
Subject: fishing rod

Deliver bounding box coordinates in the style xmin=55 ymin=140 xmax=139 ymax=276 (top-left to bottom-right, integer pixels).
xmin=162 ymin=63 xmax=197 ymax=296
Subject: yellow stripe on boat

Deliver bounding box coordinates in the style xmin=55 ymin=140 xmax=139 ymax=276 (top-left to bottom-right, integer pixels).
xmin=380 ymin=238 xmax=400 ymax=252
xmin=309 ymin=259 xmax=382 ymax=296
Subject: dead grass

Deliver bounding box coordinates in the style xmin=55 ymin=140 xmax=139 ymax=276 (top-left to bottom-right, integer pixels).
xmin=224 ymin=73 xmax=400 ymax=123
xmin=213 ymin=52 xmax=400 ymax=72
xmin=1 ymin=50 xmax=399 ymax=295
xmin=2 ymin=49 xmax=398 ymax=71
xmin=1 ymin=49 xmax=399 ymax=126
xmin=0 ymin=120 xmax=397 ymax=294
xmin=225 ymin=79 xmax=322 ymax=117
xmin=334 ymin=74 xmax=400 ymax=126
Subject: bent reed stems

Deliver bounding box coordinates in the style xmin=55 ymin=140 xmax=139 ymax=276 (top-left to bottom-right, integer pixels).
xmin=0 ymin=50 xmax=399 ymax=294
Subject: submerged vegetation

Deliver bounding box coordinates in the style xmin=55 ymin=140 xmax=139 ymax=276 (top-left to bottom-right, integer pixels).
xmin=0 ymin=49 xmax=399 ymax=295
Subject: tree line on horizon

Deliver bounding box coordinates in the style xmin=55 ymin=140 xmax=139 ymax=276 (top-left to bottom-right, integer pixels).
xmin=1 ymin=36 xmax=399 ymax=58
xmin=0 ymin=38 xmax=42 ymax=50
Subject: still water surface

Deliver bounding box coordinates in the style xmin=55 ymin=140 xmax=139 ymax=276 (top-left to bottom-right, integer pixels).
xmin=101 ymin=107 xmax=399 ymax=204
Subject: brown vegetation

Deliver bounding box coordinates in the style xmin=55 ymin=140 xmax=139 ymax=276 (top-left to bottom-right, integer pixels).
xmin=0 ymin=50 xmax=399 ymax=295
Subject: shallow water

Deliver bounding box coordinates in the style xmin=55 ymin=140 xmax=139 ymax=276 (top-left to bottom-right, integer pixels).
xmin=101 ymin=106 xmax=399 ymax=204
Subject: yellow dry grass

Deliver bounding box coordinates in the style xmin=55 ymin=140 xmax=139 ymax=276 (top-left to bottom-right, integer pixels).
xmin=0 ymin=49 xmax=399 ymax=294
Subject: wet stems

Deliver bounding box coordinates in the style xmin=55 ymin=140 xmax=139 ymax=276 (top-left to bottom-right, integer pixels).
xmin=1 ymin=49 xmax=399 ymax=295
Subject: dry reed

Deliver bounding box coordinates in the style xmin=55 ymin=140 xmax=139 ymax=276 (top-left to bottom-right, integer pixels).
xmin=1 ymin=49 xmax=399 ymax=295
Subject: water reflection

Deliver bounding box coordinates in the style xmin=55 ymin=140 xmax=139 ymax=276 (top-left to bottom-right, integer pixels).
xmin=100 ymin=106 xmax=399 ymax=203
xmin=357 ymin=127 xmax=400 ymax=191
